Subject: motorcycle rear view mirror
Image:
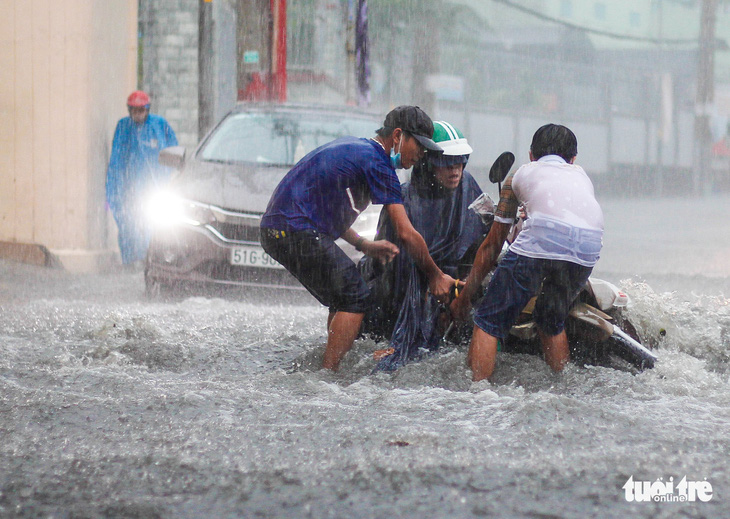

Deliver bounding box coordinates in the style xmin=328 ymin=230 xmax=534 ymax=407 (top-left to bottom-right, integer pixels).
xmin=489 ymin=151 xmax=515 ymax=185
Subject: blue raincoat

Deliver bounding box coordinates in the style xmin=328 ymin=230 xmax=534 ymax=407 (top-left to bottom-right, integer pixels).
xmin=359 ymin=166 xmax=491 ymax=372
xmin=106 ymin=114 xmax=177 ymax=263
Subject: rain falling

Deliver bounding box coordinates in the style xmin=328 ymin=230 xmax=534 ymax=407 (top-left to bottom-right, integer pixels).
xmin=2 ymin=1 xmax=730 ymax=517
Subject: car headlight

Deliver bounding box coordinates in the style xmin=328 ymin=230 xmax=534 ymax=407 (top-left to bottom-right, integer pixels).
xmin=351 ymin=204 xmax=382 ymax=239
xmin=146 ymin=191 xmax=215 ymax=228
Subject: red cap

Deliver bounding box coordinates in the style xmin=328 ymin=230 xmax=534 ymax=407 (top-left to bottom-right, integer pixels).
xmin=127 ymin=90 xmax=150 ymax=107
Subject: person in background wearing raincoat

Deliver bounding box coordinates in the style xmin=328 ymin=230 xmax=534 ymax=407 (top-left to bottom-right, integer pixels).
xmin=106 ymin=90 xmax=178 ymax=265
xmin=360 ymin=121 xmax=492 ymax=372
xmin=260 ymin=106 xmax=460 ymax=372
xmin=451 ymin=124 xmax=604 ymax=382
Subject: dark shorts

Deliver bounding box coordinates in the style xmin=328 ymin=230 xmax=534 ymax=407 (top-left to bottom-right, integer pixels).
xmin=473 ymin=250 xmax=593 ymax=338
xmin=260 ymin=227 xmax=371 ymax=314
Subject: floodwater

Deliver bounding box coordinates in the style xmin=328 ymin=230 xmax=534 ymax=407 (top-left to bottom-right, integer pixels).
xmin=1 ymin=194 xmax=729 ymax=518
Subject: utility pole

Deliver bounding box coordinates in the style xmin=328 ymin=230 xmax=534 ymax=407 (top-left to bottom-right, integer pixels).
xmin=345 ymin=1 xmax=356 ymax=105
xmin=411 ymin=0 xmax=439 ymax=114
xmin=694 ymin=0 xmax=718 ymax=196
xmin=199 ymin=0 xmax=215 ymax=138
xmin=270 ymin=0 xmax=287 ymax=102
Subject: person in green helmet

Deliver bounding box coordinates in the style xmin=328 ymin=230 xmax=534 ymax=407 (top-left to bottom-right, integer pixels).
xmin=360 ymin=121 xmax=493 ymax=372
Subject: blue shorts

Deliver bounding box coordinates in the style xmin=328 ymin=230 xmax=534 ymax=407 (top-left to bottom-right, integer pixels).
xmin=260 ymin=228 xmax=371 ymax=313
xmin=473 ymin=251 xmax=592 ymax=338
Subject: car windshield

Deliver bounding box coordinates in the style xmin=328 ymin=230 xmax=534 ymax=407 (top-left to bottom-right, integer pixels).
xmin=198 ymin=111 xmax=379 ymax=165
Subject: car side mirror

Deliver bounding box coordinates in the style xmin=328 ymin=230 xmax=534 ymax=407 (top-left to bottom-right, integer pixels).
xmin=489 ymin=151 xmax=515 ymax=184
xmin=159 ymin=146 xmax=186 ymax=170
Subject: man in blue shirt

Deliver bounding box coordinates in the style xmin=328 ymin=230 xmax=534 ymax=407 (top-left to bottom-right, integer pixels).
xmin=261 ymin=106 xmax=460 ymax=371
xmin=106 ymin=90 xmax=178 ymax=265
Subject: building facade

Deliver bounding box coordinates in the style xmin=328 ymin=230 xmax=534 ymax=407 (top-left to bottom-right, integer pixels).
xmin=0 ymin=0 xmax=138 ymax=271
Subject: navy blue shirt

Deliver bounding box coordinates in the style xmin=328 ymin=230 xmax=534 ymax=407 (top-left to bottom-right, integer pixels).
xmin=261 ymin=137 xmax=403 ymax=238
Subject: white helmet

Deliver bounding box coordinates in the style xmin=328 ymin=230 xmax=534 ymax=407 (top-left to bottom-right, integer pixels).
xmin=429 ymin=121 xmax=472 ymax=167
xmin=432 ymin=121 xmax=473 ymax=156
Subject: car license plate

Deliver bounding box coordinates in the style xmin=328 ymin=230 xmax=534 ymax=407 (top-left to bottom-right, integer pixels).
xmin=230 ymin=246 xmax=283 ymax=269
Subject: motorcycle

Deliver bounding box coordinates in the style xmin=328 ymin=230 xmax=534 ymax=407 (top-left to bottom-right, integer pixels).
xmin=368 ymin=151 xmax=656 ymax=373
xmin=469 ymin=151 xmax=656 ymax=371
xmin=495 ymin=277 xmax=656 ymax=371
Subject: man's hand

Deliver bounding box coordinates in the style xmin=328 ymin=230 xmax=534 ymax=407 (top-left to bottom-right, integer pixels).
xmin=428 ymin=273 xmax=462 ymax=304
xmin=449 ymin=292 xmax=472 ymax=322
xmin=449 ymin=220 xmax=512 ymax=321
xmin=362 ymin=239 xmax=399 ymax=264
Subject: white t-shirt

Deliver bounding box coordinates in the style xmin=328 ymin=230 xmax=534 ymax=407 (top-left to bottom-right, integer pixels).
xmin=498 ymin=155 xmax=604 ymax=267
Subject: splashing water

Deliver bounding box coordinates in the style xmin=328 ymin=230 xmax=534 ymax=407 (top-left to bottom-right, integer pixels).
xmin=1 ymin=257 xmax=728 ymax=518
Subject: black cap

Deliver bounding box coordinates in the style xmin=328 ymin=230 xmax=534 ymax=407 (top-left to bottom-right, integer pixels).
xmin=382 ymin=105 xmax=442 ymax=152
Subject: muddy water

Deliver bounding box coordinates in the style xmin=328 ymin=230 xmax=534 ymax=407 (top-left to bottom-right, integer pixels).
xmin=1 ymin=194 xmax=729 ymax=518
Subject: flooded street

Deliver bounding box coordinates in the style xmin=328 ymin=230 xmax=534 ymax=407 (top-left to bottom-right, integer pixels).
xmin=6 ymin=0 xmax=730 ymax=517
xmin=1 ymin=194 xmax=729 ymax=518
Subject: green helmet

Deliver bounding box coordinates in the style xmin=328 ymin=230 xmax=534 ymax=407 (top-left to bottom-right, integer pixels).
xmin=432 ymin=121 xmax=473 ymax=156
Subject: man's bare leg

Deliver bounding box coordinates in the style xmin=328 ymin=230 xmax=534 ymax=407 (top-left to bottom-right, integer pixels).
xmin=467 ymin=326 xmax=499 ymax=382
xmin=538 ymin=329 xmax=570 ymax=372
xmin=322 ymin=311 xmax=364 ymax=371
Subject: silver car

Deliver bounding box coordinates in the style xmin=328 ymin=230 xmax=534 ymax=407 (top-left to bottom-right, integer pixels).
xmin=144 ymin=103 xmax=382 ymax=295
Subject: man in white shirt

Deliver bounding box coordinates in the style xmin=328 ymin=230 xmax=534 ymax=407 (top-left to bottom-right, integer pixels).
xmin=450 ymin=124 xmax=604 ymax=381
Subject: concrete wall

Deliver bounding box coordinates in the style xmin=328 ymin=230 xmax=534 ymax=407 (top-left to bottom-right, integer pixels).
xmin=139 ymin=0 xmax=238 ymax=148
xmin=439 ymin=105 xmax=696 ymax=195
xmin=139 ymin=0 xmax=199 ymax=149
xmin=0 ymin=0 xmax=138 ymax=271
